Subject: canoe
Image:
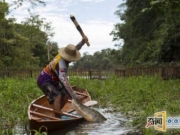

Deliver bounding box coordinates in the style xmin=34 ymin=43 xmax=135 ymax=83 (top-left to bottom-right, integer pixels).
xmin=28 ymin=86 xmax=97 ymax=133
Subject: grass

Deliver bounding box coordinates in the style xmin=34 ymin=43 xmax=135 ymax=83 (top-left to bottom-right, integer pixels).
xmin=0 ymin=75 xmax=180 ymax=134
xmin=0 ymin=78 xmax=42 ymax=134
xmin=70 ymin=75 xmax=180 ymax=135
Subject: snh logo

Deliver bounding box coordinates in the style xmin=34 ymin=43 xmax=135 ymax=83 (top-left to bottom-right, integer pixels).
xmin=145 ymin=111 xmax=180 ymax=132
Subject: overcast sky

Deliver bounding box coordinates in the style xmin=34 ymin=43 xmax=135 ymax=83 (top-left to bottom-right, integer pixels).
xmin=5 ymin=0 xmax=124 ymax=55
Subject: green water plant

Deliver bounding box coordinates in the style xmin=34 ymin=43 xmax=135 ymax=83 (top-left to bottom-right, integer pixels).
xmin=0 ymin=78 xmax=41 ymax=134
xmin=1 ymin=75 xmax=180 ymax=135
xmin=70 ymin=75 xmax=180 ymax=135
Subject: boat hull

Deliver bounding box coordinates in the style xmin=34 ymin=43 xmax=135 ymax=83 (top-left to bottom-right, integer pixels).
xmin=28 ymin=86 xmax=93 ymax=132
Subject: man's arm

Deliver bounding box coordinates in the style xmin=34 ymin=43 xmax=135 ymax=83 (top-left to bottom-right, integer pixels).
xmin=58 ymin=69 xmax=75 ymax=98
xmin=76 ymin=37 xmax=88 ymax=50
xmin=55 ymin=60 xmax=76 ymax=99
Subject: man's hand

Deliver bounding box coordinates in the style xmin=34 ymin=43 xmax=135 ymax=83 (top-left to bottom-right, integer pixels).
xmin=76 ymin=36 xmax=89 ymax=50
xmin=72 ymin=91 xmax=81 ymax=101
xmin=81 ymin=36 xmax=88 ymax=45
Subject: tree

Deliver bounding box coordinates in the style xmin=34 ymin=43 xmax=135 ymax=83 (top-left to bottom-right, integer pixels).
xmin=8 ymin=0 xmax=45 ymax=10
xmin=72 ymin=48 xmax=122 ymax=70
xmin=0 ymin=0 xmax=56 ymax=68
xmin=110 ymin=0 xmax=180 ymax=66
xmin=149 ymin=0 xmax=180 ymax=62
xmin=21 ymin=10 xmax=55 ymax=66
xmin=0 ymin=1 xmax=15 ymax=67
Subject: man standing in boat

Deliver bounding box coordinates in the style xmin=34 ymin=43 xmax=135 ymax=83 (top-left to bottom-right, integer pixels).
xmin=37 ymin=37 xmax=88 ymax=118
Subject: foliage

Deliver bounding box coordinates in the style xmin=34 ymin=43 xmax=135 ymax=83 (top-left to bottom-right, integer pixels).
xmin=71 ymin=48 xmax=122 ymax=70
xmin=0 ymin=76 xmax=180 ymax=134
xmin=70 ymin=76 xmax=180 ymax=135
xmin=111 ymin=0 xmax=180 ymax=66
xmin=2 ymin=0 xmax=180 ymax=69
xmin=0 ymin=1 xmax=57 ymax=68
xmin=0 ymin=78 xmax=41 ymax=134
xmin=73 ymin=0 xmax=180 ymax=69
xmin=8 ymin=0 xmax=46 ymax=10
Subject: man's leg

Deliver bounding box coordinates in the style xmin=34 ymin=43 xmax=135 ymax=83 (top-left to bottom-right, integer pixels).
xmin=53 ymin=94 xmax=69 ymax=118
xmin=58 ymin=87 xmax=71 ymax=109
xmin=39 ymin=82 xmax=62 ymax=117
xmin=53 ymin=94 xmax=62 ymax=117
xmin=61 ymin=95 xmax=69 ymax=109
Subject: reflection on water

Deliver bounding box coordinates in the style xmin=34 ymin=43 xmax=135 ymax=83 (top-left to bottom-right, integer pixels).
xmin=71 ymin=108 xmax=131 ymax=135
xmin=15 ymin=108 xmax=132 ymax=135
xmin=14 ymin=122 xmax=27 ymax=135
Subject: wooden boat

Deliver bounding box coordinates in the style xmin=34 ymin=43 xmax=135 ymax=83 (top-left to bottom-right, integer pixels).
xmin=28 ymin=86 xmax=97 ymax=133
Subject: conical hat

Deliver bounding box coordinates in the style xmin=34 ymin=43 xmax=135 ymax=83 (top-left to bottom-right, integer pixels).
xmin=58 ymin=44 xmax=81 ymax=62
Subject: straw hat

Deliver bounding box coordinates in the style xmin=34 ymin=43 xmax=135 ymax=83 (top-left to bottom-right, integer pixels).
xmin=58 ymin=44 xmax=81 ymax=62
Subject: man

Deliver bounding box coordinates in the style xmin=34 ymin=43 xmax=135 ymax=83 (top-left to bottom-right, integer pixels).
xmin=37 ymin=37 xmax=88 ymax=117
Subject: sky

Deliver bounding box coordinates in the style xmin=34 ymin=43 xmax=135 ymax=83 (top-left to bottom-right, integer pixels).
xmin=5 ymin=0 xmax=124 ymax=55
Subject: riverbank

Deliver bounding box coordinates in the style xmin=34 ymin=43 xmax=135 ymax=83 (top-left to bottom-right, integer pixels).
xmin=0 ymin=76 xmax=180 ymax=134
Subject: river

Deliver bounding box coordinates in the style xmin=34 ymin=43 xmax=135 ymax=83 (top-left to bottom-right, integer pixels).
xmin=14 ymin=107 xmax=133 ymax=135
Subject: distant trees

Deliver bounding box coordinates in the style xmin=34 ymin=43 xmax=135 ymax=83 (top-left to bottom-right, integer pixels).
xmin=0 ymin=0 xmax=57 ymax=68
xmin=0 ymin=1 xmax=16 ymax=67
xmin=9 ymin=0 xmax=46 ymax=10
xmin=2 ymin=0 xmax=180 ymax=70
xmin=110 ymin=0 xmax=180 ymax=66
xmin=72 ymin=0 xmax=180 ymax=70
xmin=71 ymin=48 xmax=122 ymax=70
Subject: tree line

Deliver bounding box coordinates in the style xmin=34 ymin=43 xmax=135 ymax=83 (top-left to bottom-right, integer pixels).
xmin=1 ymin=0 xmax=180 ymax=70
xmin=0 ymin=0 xmax=58 ymax=69
xmin=73 ymin=0 xmax=180 ymax=70
xmin=110 ymin=0 xmax=180 ymax=66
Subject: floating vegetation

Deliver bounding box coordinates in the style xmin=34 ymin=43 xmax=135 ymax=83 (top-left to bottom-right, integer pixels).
xmin=0 ymin=76 xmax=180 ymax=134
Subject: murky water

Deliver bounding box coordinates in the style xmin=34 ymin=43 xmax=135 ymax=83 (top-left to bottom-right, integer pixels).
xmin=75 ymin=108 xmax=132 ymax=135
xmin=14 ymin=123 xmax=27 ymax=135
xmin=15 ymin=108 xmax=133 ymax=135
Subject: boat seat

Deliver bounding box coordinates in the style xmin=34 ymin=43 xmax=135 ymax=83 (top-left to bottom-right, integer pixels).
xmin=30 ymin=110 xmax=60 ymax=120
xmin=32 ymin=104 xmax=80 ymax=119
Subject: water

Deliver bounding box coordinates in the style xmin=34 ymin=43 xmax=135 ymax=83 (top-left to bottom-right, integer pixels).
xmin=15 ymin=108 xmax=132 ymax=135
xmin=66 ymin=108 xmax=132 ymax=135
xmin=14 ymin=122 xmax=27 ymax=135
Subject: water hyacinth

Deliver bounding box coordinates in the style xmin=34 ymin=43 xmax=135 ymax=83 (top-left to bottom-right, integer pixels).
xmin=0 ymin=78 xmax=42 ymax=134
xmin=0 ymin=76 xmax=180 ymax=134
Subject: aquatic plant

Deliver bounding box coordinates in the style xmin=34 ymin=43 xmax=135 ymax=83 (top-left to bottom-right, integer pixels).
xmin=1 ymin=75 xmax=180 ymax=134
xmin=70 ymin=75 xmax=180 ymax=135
